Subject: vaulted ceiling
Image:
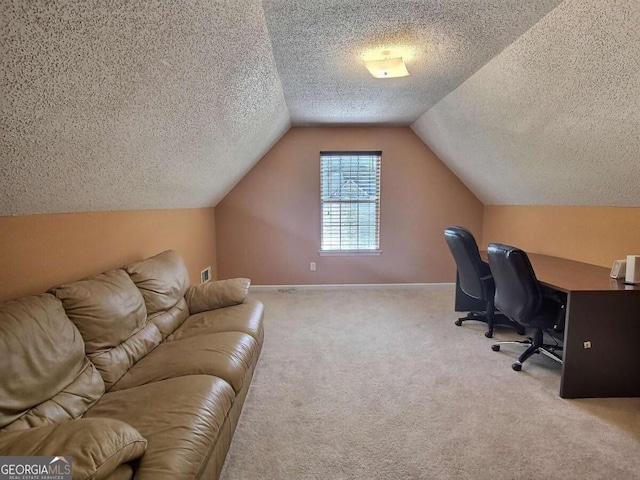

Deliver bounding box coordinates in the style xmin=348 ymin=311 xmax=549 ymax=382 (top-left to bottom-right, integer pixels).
xmin=1 ymin=0 xmax=289 ymax=215
xmin=263 ymin=0 xmax=560 ymax=125
xmin=412 ymin=0 xmax=640 ymax=206
xmin=1 ymin=0 xmax=638 ymax=215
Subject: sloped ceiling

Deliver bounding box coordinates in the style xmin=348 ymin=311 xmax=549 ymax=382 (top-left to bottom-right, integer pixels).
xmin=263 ymin=0 xmax=560 ymax=125
xmin=412 ymin=0 xmax=640 ymax=206
xmin=0 ymin=0 xmax=289 ymax=215
xmin=2 ymin=1 xmax=638 ymax=215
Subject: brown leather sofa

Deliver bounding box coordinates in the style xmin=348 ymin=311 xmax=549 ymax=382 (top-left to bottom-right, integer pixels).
xmin=0 ymin=250 xmax=263 ymax=480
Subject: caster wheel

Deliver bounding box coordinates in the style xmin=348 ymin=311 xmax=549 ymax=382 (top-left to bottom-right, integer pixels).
xmin=491 ymin=345 xmax=500 ymax=352
xmin=455 ymin=319 xmax=463 ymax=326
xmin=512 ymin=363 xmax=522 ymax=371
xmin=484 ymin=331 xmax=493 ymax=339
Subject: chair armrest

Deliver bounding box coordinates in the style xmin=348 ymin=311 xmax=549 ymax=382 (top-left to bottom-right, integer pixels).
xmin=479 ymin=261 xmax=496 ymax=296
xmin=0 ymin=418 xmax=147 ymax=480
xmin=479 ymin=266 xmax=496 ymax=300
xmin=185 ymin=278 xmax=251 ymax=314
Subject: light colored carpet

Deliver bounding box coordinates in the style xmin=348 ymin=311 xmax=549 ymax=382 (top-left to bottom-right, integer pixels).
xmin=220 ymin=286 xmax=640 ymax=480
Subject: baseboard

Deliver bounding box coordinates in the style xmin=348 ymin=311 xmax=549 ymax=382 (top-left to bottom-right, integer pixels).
xmin=250 ymin=283 xmax=454 ymax=291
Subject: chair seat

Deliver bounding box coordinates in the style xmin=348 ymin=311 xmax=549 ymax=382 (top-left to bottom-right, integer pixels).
xmin=525 ymin=296 xmax=563 ymax=330
xmin=86 ymin=376 xmax=235 ymax=480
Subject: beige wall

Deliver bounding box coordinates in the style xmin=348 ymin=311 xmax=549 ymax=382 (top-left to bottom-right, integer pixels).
xmin=483 ymin=206 xmax=640 ymax=268
xmin=0 ymin=208 xmax=217 ymax=302
xmin=216 ymin=126 xmax=483 ymax=284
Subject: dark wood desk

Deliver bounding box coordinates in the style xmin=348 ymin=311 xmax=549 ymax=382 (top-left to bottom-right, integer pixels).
xmin=462 ymin=252 xmax=640 ymax=399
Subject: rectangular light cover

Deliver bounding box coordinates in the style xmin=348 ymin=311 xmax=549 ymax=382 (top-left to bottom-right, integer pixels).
xmin=364 ymin=57 xmax=409 ymax=78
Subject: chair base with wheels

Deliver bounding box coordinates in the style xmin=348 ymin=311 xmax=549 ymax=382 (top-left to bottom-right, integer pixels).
xmin=491 ymin=328 xmax=563 ymax=371
xmin=456 ymin=311 xmax=526 ymax=338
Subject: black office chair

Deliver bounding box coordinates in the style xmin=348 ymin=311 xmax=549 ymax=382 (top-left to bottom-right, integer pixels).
xmin=487 ymin=243 xmax=565 ymax=371
xmin=444 ymin=226 xmax=523 ymax=338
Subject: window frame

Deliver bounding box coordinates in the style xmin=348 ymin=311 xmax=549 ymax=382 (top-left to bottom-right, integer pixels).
xmin=319 ymin=151 xmax=382 ymax=255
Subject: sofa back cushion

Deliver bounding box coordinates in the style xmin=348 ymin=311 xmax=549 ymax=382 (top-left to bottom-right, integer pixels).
xmin=51 ymin=270 xmax=147 ymax=352
xmin=50 ymin=270 xmax=161 ymax=390
xmin=0 ymin=294 xmax=104 ymax=430
xmin=125 ymin=250 xmax=190 ymax=315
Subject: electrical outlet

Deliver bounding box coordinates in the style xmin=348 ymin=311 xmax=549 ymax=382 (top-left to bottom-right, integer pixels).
xmin=310 ymin=262 xmax=317 ymax=271
xmin=200 ymin=266 xmax=211 ymax=283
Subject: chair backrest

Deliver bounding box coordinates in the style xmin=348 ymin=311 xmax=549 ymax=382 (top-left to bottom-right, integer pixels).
xmin=444 ymin=226 xmax=489 ymax=300
xmin=487 ymin=243 xmax=542 ymax=325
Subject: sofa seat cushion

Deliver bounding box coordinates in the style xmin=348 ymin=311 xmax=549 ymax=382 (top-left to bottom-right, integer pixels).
xmin=167 ymin=299 xmax=264 ymax=345
xmin=102 ymin=464 xmax=134 ymax=480
xmin=111 ymin=332 xmax=259 ymax=394
xmin=85 ymin=376 xmax=234 ymax=480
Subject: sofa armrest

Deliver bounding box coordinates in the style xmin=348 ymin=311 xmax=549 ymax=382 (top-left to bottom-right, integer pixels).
xmin=185 ymin=278 xmax=251 ymax=314
xmin=0 ymin=418 xmax=147 ymax=480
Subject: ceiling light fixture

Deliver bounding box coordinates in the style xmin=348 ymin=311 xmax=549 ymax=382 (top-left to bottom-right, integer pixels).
xmin=364 ymin=56 xmax=410 ymax=79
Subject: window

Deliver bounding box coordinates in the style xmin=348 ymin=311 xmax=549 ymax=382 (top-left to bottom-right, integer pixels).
xmin=320 ymin=151 xmax=381 ymax=252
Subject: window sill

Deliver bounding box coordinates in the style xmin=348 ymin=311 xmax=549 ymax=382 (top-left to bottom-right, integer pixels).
xmin=318 ymin=250 xmax=381 ymax=256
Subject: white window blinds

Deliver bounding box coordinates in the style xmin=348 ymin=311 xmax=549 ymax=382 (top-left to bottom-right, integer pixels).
xmin=320 ymin=151 xmax=381 ymax=252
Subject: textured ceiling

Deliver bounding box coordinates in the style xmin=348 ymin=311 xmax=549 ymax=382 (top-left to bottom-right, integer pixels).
xmin=262 ymin=0 xmax=561 ymax=125
xmin=1 ymin=0 xmax=289 ymax=215
xmin=411 ymin=0 xmax=640 ymax=206
xmin=2 ymin=0 xmax=638 ymax=215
